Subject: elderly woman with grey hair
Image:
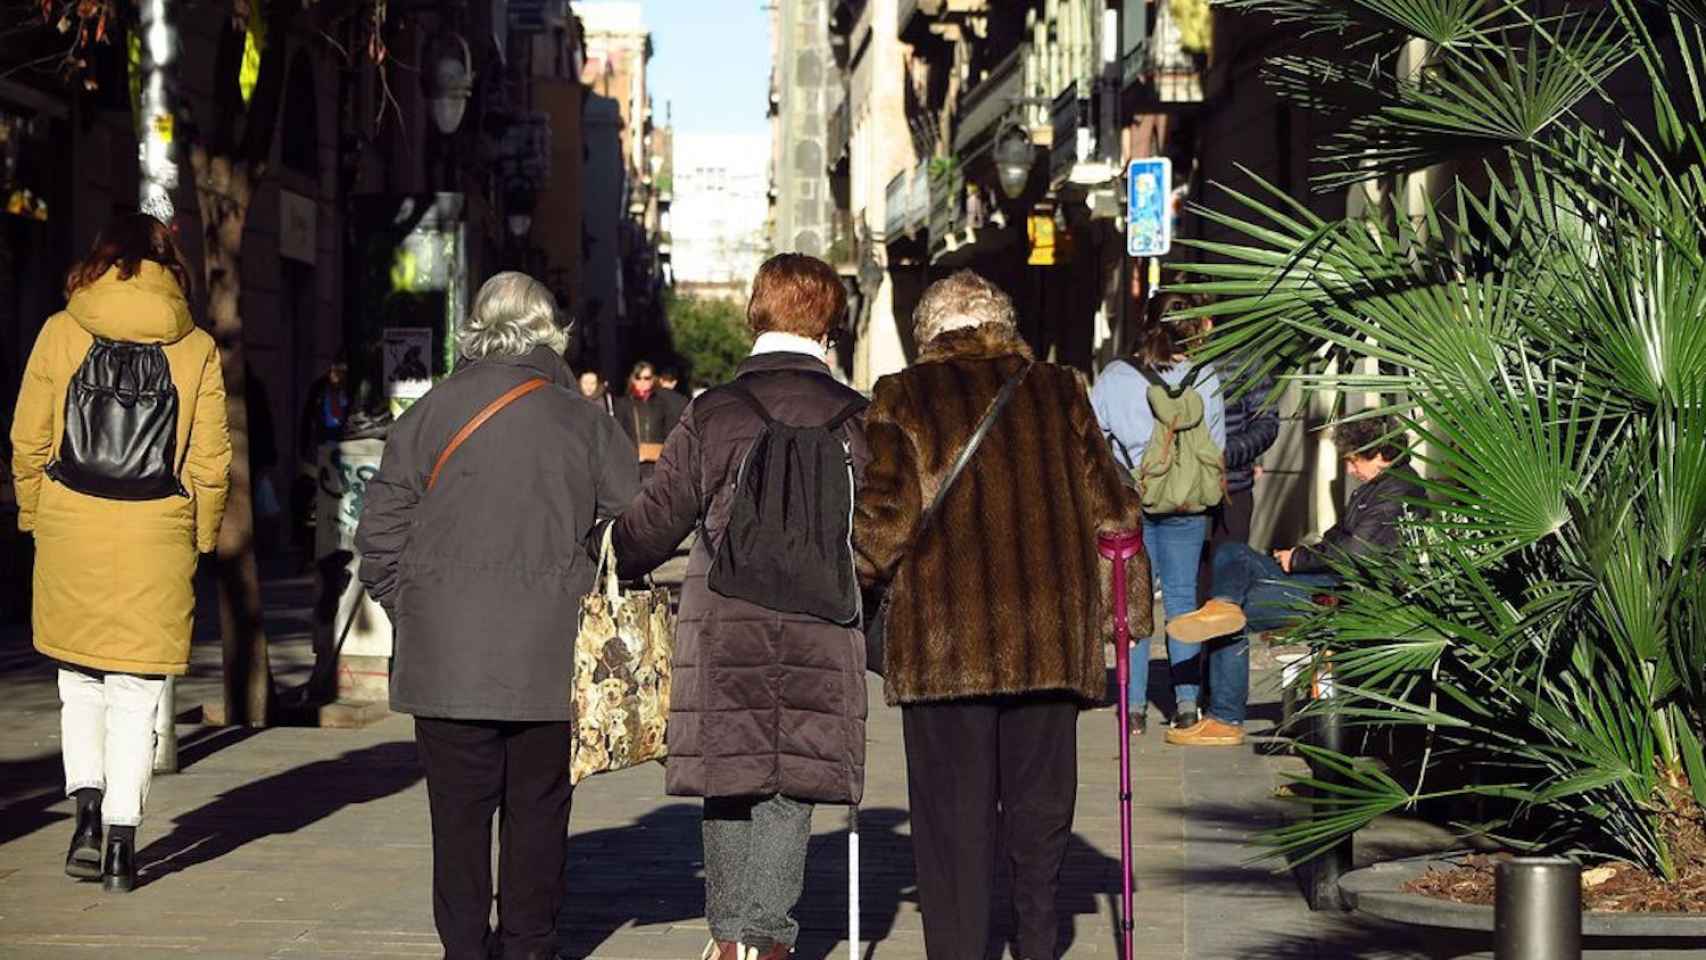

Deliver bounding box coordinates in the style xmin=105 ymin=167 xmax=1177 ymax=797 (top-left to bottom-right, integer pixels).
xmin=854 ymin=269 xmax=1144 ymax=960
xmin=356 ymin=271 xmax=638 ymax=960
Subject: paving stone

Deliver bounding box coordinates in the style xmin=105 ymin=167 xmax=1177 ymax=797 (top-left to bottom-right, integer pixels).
xmin=0 ymin=571 xmax=1461 ymax=960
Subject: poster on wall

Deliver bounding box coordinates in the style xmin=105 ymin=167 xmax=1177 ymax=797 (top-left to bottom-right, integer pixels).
xmin=382 ymin=327 xmax=433 ymax=416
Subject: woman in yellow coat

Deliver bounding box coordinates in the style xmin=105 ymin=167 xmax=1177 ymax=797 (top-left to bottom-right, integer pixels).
xmin=9 ymin=213 xmax=231 ymax=892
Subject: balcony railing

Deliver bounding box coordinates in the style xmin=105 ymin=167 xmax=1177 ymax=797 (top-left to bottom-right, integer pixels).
xmin=884 ymin=165 xmax=929 ymax=239
xmin=1122 ymin=0 xmax=1206 ymax=105
xmin=953 ymin=44 xmax=1027 ymax=158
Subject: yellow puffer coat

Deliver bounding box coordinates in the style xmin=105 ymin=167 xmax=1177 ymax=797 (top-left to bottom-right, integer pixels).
xmin=10 ymin=263 xmax=231 ymax=675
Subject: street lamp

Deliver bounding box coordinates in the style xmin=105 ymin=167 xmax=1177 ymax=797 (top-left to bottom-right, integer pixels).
xmin=426 ymin=32 xmax=474 ymax=135
xmin=994 ymin=122 xmax=1036 ymax=201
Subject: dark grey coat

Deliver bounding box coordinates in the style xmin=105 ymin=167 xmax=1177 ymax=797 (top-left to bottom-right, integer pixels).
xmin=356 ymin=346 xmax=639 ymax=721
xmin=612 ymin=352 xmax=870 ymax=804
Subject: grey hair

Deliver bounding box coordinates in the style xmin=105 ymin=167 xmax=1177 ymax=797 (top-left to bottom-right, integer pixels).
xmin=457 ymin=272 xmax=569 ymax=360
xmin=913 ymin=269 xmax=1018 ymax=344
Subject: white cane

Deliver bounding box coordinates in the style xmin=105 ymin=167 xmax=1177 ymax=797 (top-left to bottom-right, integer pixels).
xmin=848 ymin=804 xmax=860 ymax=960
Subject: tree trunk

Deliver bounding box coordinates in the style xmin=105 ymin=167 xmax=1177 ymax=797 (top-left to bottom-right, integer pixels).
xmin=192 ymin=146 xmax=274 ymax=727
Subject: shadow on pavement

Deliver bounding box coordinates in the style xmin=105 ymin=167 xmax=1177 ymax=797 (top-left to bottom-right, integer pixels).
xmin=796 ymin=808 xmax=1126 ymax=960
xmin=1226 ymin=916 xmax=1464 ymax=960
xmin=560 ymin=803 xmax=1125 ymax=960
xmin=0 ymin=751 xmax=74 ymax=846
xmin=137 ymin=739 xmax=422 ymax=888
xmin=0 ymin=726 xmax=263 ymax=848
xmin=793 ymin=807 xmax=913 ymax=960
xmin=558 ymin=802 xmax=707 ymax=958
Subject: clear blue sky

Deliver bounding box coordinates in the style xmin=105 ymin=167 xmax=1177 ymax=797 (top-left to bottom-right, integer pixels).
xmin=642 ymin=0 xmax=772 ymax=136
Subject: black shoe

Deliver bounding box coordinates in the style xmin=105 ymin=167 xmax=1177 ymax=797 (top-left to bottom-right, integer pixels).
xmin=102 ymin=831 xmax=135 ymax=893
xmin=1173 ymin=706 xmax=1202 ymax=730
xmin=1127 ymin=712 xmax=1148 ymax=737
xmin=64 ymin=790 xmax=102 ymax=880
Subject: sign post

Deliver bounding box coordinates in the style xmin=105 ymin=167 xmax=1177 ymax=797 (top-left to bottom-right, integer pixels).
xmin=1126 ymin=158 xmax=1173 ymax=258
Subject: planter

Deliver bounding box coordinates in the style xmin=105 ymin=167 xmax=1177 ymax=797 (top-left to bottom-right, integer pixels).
xmin=1338 ymin=853 xmax=1706 ymax=959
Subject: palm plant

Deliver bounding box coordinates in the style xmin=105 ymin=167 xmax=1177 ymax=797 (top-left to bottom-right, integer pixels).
xmin=1177 ymin=0 xmax=1706 ymax=882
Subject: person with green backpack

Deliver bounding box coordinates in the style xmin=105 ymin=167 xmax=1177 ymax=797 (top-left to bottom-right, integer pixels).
xmin=1091 ymin=293 xmax=1226 ymax=735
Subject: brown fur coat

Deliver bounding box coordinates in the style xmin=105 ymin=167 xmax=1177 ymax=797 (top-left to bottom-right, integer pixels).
xmin=854 ymin=324 xmax=1151 ymax=705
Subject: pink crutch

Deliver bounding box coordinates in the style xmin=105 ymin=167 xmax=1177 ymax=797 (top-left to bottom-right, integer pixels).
xmin=1099 ymin=529 xmax=1145 ymax=960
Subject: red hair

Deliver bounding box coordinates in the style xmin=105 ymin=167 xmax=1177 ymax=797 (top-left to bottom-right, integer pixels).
xmin=65 ymin=213 xmax=193 ymax=301
xmin=746 ymin=253 xmax=847 ymax=340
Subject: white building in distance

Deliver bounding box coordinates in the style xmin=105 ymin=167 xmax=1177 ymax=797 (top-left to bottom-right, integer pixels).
xmin=670 ymin=133 xmax=771 ymax=299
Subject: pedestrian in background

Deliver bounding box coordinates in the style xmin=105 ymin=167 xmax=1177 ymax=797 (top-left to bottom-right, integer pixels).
xmin=1167 ymin=415 xmax=1423 ymax=746
xmin=9 ymin=213 xmax=231 ymax=892
xmin=356 ymin=272 xmax=638 ymax=960
xmin=654 ymin=361 xmax=690 ymax=433
xmin=612 ymin=359 xmax=671 ymax=479
xmin=1202 ymin=313 xmax=1277 ymax=557
xmin=578 ymin=368 xmax=615 ymax=416
xmin=1091 ymin=292 xmax=1226 ymax=735
xmin=612 ymin=254 xmax=869 ymax=960
xmin=292 ymin=354 xmax=350 ymax=561
xmin=854 ymin=270 xmax=1143 ymax=960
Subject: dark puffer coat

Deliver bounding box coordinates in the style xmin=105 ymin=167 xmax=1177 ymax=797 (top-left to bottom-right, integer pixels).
xmin=612 ymin=352 xmax=870 ymax=804
xmin=356 ymin=346 xmax=639 ymax=721
xmin=853 ymin=324 xmax=1149 ymax=706
xmin=1289 ymin=465 xmax=1424 ymax=574
xmin=1221 ymin=361 xmax=1279 ymax=495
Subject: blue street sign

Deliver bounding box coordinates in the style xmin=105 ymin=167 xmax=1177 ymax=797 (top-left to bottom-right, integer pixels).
xmin=1127 ymin=158 xmax=1172 ymax=258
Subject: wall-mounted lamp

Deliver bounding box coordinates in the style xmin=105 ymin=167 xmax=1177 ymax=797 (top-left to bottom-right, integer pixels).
xmin=426 ymin=32 xmax=475 ymax=135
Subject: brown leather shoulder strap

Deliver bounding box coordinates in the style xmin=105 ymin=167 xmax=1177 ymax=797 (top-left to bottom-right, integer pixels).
xmin=427 ymin=377 xmax=551 ymax=492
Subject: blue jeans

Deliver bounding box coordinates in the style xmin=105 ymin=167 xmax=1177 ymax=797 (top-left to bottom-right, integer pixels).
xmin=1129 ymin=515 xmax=1209 ymax=713
xmin=1203 ymin=543 xmax=1338 ymax=724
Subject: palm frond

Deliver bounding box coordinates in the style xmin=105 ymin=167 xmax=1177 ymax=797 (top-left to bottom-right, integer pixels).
xmin=1315 ymin=18 xmax=1633 ymax=185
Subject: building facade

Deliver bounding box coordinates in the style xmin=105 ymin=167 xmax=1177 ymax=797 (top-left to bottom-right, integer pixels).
xmin=0 ymin=1 xmax=599 ymax=585
xmin=770 ymin=0 xmax=840 ymax=262
xmin=820 ymin=0 xmax=1358 ymax=546
xmin=670 ymin=134 xmax=771 ymax=301
xmin=574 ymin=1 xmax=670 ymax=380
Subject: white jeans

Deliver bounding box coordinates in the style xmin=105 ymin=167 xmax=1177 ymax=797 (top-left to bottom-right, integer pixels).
xmin=59 ymin=669 xmax=166 ymax=828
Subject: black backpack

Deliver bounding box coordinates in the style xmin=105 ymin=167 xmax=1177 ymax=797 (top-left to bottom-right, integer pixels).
xmin=704 ymin=375 xmax=867 ymax=624
xmin=46 ymin=338 xmax=186 ymax=500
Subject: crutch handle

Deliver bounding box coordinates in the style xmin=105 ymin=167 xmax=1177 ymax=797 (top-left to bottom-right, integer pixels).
xmin=1098 ymin=529 xmax=1145 ymax=561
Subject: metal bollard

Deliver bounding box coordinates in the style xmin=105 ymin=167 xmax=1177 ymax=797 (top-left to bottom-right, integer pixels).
xmin=152 ymin=676 xmax=178 ymax=773
xmin=1495 ymin=857 xmax=1582 ymax=960
xmin=1300 ymin=705 xmax=1353 ymax=911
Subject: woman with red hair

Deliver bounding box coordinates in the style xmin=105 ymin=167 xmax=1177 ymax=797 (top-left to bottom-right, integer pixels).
xmin=10 ymin=212 xmax=231 ymax=892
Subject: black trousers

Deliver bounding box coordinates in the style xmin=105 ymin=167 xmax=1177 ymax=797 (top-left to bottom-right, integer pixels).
xmin=902 ymin=696 xmax=1079 ymax=960
xmin=414 ymin=717 xmax=573 ymax=960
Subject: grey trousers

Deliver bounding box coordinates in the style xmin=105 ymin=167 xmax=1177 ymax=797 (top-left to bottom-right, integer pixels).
xmin=702 ymin=794 xmax=815 ymax=949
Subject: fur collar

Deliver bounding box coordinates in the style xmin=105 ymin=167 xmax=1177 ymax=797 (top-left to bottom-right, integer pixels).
xmin=916 ymin=323 xmax=1034 ymax=364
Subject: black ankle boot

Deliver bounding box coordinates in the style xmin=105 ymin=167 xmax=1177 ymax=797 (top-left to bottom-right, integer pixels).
xmin=64 ymin=789 xmax=102 ymax=880
xmin=102 ymin=827 xmax=135 ymax=893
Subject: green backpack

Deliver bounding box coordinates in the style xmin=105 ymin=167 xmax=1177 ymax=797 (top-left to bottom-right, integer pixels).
xmin=1132 ymin=363 xmax=1225 ymax=514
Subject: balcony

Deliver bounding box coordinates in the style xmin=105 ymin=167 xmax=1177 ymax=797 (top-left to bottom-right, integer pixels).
xmin=509 ymin=0 xmax=569 ymax=32
xmin=828 ymin=100 xmax=851 ymax=173
xmin=952 ymin=44 xmax=1027 ymax=163
xmin=1048 ymin=89 xmax=1092 ymax=181
xmin=1121 ymin=0 xmax=1207 ymax=106
xmin=884 ymin=165 xmax=929 ymax=240
xmin=827 ymin=209 xmax=857 ymax=270
xmin=897 ymin=0 xmax=927 ymax=41
xmin=926 ymin=159 xmax=963 ymax=257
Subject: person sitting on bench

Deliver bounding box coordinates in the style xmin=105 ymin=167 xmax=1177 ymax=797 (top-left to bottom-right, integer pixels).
xmin=1163 ymin=415 xmax=1424 ymax=747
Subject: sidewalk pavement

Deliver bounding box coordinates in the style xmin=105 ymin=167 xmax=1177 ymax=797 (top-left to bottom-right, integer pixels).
xmin=0 ymin=565 xmax=1456 ymax=959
